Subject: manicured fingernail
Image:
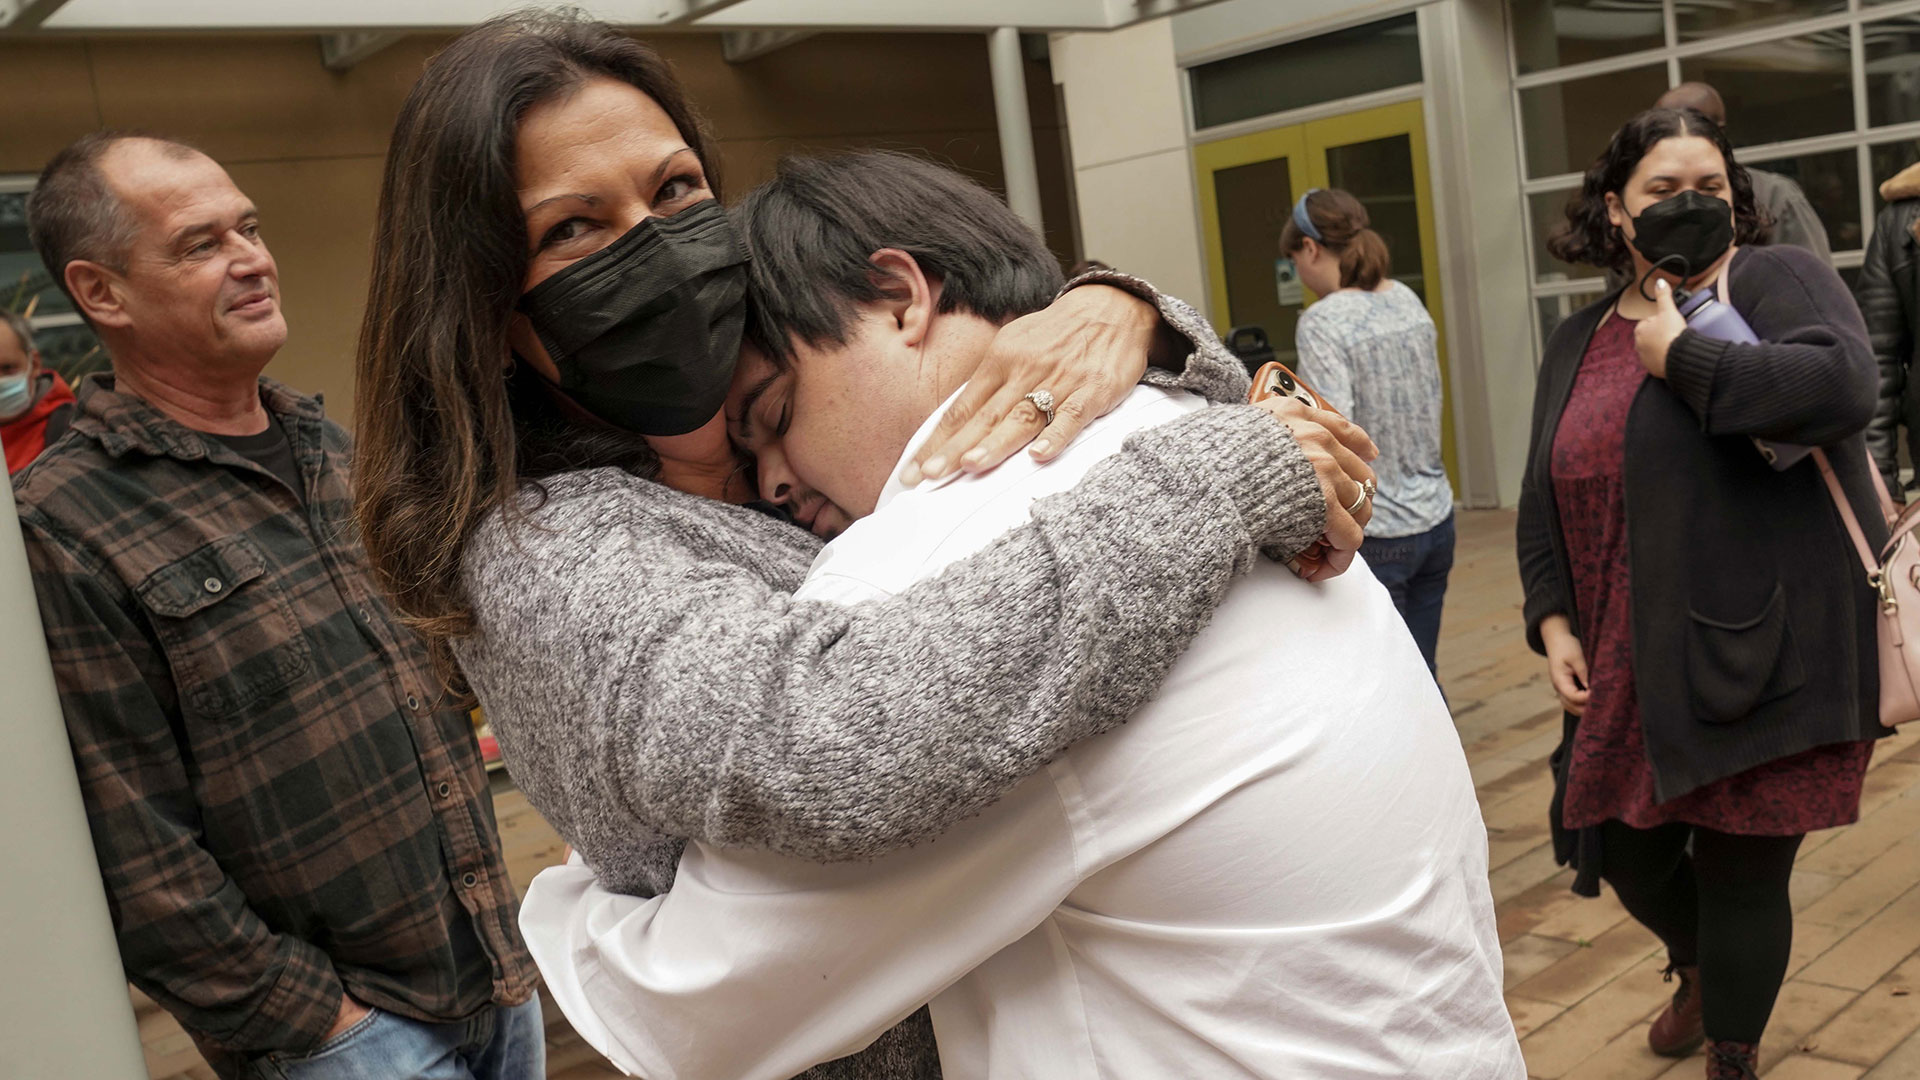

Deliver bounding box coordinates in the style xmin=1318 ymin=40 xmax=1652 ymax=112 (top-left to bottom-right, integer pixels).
xmin=924 ymin=455 xmax=949 ymax=479
xmin=1030 ymin=439 xmax=1052 ymax=458
xmin=961 ymin=449 xmax=986 ymax=468
xmin=899 ymin=462 xmax=923 ymax=487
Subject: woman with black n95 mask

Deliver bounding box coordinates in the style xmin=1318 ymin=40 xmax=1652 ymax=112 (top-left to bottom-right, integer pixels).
xmin=1517 ymin=106 xmax=1892 ymax=1080
xmin=352 ymin=12 xmax=1379 ymax=1079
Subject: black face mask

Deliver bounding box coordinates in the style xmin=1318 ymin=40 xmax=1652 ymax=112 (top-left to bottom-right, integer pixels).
xmin=1627 ymin=189 xmax=1734 ymax=289
xmin=516 ymin=198 xmax=749 ymax=436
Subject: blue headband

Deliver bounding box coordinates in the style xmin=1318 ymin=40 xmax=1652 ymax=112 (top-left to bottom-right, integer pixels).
xmin=1291 ymin=189 xmax=1324 ymax=242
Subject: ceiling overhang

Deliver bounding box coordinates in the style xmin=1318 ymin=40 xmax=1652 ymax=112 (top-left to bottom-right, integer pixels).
xmin=0 ymin=0 xmax=1230 ymax=33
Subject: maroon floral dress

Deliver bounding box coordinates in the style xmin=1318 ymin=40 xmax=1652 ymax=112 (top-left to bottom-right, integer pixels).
xmin=1550 ymin=312 xmax=1874 ymax=834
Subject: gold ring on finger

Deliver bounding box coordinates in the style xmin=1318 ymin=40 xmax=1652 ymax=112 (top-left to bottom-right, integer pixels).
xmin=1023 ymin=389 xmax=1056 ymax=426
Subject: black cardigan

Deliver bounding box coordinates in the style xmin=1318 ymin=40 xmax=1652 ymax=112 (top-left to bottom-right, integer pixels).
xmin=1517 ymin=245 xmax=1893 ymax=811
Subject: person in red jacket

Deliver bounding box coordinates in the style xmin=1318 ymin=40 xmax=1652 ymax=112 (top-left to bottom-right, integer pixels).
xmin=0 ymin=309 xmax=76 ymax=474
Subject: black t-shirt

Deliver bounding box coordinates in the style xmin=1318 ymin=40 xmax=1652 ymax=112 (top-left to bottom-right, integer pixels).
xmin=213 ymin=412 xmax=304 ymax=503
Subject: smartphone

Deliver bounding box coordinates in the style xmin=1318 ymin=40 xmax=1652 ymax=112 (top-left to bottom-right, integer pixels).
xmin=1245 ymin=360 xmax=1340 ymax=580
xmin=1247 ymin=360 xmax=1336 ymax=415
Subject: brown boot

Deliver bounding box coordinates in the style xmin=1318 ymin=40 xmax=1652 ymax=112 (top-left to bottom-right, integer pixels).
xmin=1705 ymin=1040 xmax=1759 ymax=1079
xmin=1648 ymin=963 xmax=1704 ymax=1058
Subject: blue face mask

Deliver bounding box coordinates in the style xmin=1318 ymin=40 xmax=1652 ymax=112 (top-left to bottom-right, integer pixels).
xmin=0 ymin=373 xmax=31 ymax=421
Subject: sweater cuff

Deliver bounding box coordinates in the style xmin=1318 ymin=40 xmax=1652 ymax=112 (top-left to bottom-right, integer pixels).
xmin=1124 ymin=404 xmax=1325 ymax=559
xmin=1062 ymin=269 xmax=1251 ymax=406
xmin=1523 ymin=596 xmax=1565 ymax=658
xmin=1662 ymin=328 xmax=1726 ymax=427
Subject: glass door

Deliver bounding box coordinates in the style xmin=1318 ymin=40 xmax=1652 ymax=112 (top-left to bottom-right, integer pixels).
xmin=1193 ymin=126 xmax=1309 ymax=369
xmin=1194 ymin=99 xmax=1456 ymax=487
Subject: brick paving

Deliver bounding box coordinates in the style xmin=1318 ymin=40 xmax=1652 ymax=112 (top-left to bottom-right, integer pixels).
xmin=135 ymin=509 xmax=1920 ymax=1079
xmin=1449 ymin=511 xmax=1920 ymax=1080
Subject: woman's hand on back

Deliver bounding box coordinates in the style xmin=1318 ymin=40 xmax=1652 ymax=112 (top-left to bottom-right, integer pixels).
xmin=900 ymin=284 xmax=1159 ymax=486
xmin=1252 ymin=397 xmax=1378 ymax=581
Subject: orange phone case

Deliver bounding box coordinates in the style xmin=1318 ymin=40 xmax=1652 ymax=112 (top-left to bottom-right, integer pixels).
xmin=1246 ymin=360 xmax=1336 ymax=415
xmin=1246 ymin=361 xmax=1338 ymax=578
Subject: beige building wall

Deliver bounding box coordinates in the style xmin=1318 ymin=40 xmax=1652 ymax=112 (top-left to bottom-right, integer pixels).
xmin=0 ymin=30 xmax=1071 ymax=431
xmin=1048 ymin=19 xmax=1207 ymax=306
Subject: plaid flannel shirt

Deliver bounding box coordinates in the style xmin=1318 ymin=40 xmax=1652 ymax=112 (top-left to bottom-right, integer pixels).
xmin=13 ymin=375 xmax=535 ymax=1078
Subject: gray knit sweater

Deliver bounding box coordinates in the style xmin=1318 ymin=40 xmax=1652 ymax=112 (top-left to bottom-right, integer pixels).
xmin=454 ymin=282 xmax=1325 ymax=1079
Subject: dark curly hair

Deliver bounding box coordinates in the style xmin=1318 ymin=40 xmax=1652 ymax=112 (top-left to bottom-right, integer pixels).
xmin=1546 ymin=106 xmax=1769 ymax=273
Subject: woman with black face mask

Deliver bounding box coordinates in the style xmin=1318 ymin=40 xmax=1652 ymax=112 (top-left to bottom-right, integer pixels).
xmin=1517 ymin=107 xmax=1891 ymax=1079
xmin=352 ymin=13 xmax=1378 ymax=1078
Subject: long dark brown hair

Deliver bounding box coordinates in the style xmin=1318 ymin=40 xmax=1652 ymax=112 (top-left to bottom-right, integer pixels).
xmin=353 ymin=9 xmax=717 ymax=683
xmin=1278 ymin=187 xmax=1391 ymax=291
xmin=1546 ymin=106 xmax=1769 ymax=273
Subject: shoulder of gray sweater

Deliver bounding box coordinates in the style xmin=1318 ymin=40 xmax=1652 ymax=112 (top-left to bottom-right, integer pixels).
xmin=1060 ymin=268 xmax=1251 ymax=404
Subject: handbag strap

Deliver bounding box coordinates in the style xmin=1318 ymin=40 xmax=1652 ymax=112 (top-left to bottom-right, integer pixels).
xmin=1814 ymin=448 xmax=1897 ymax=577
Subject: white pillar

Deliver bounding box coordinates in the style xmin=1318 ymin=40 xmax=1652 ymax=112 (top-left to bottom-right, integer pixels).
xmin=988 ymin=26 xmax=1045 ymax=233
xmin=1422 ymin=0 xmax=1538 ymax=508
xmin=0 ymin=468 xmax=147 ymax=1078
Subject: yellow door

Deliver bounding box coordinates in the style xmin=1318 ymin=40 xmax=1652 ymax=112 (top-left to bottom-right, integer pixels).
xmin=1194 ymin=99 xmax=1456 ymax=488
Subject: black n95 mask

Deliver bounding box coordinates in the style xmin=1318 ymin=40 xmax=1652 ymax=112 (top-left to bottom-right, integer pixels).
xmin=517 ymin=198 xmax=750 ymax=436
xmin=1627 ymin=189 xmax=1734 ymax=283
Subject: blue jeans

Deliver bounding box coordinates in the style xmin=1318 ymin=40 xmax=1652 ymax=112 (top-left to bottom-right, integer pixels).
xmin=1360 ymin=513 xmax=1455 ymax=677
xmin=254 ymin=998 xmax=544 ymax=1080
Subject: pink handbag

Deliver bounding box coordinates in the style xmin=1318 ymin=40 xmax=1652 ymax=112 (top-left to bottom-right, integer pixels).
xmin=1815 ymin=449 xmax=1920 ymax=726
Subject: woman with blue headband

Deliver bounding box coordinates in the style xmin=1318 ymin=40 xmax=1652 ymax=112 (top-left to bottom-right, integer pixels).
xmin=1281 ymin=187 xmax=1454 ymax=675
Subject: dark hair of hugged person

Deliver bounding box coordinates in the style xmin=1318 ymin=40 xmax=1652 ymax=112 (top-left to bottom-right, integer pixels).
xmin=1546 ymin=106 xmax=1770 ymax=272
xmin=352 ymin=9 xmax=711 ymax=674
xmin=736 ymin=150 xmax=1064 ymax=367
xmin=1277 ymin=187 xmax=1391 ymax=291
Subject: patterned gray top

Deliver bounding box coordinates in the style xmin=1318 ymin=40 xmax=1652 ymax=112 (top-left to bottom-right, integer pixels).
xmin=1295 ymin=281 xmax=1454 ymax=538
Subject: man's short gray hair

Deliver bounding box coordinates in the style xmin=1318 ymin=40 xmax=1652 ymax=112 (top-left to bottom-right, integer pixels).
xmin=0 ymin=310 xmax=35 ymax=357
xmin=26 ymin=130 xmax=201 ymax=316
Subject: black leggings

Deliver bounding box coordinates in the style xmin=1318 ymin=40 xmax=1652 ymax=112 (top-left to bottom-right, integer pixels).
xmin=1598 ymin=820 xmax=1804 ymax=1044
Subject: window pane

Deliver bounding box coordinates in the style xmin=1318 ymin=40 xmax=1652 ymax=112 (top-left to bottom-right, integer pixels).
xmin=1519 ymin=64 xmax=1669 ymax=178
xmin=1871 ymin=140 xmax=1920 ymax=217
xmin=1529 ymin=187 xmax=1606 ymax=284
xmin=1679 ymin=32 xmax=1853 ymax=149
xmin=1509 ymin=0 xmax=1665 ymax=76
xmin=1189 ymin=14 xmax=1421 ymax=130
xmin=1537 ymin=290 xmax=1607 ymax=358
xmin=0 ymin=191 xmax=70 ymax=319
xmin=1211 ymin=157 xmax=1300 ymax=365
xmin=1674 ymin=0 xmax=1845 ymax=43
xmin=1746 ymin=148 xmax=1862 ymax=253
xmin=1865 ymin=15 xmax=1920 ymax=129
xmin=31 ymin=322 xmax=105 ymax=383
xmin=1324 ymin=134 xmax=1429 ymax=303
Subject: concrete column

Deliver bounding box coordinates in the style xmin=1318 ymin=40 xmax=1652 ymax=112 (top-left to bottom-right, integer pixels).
xmin=1421 ymin=0 xmax=1538 ymax=508
xmin=0 ymin=469 xmax=146 ymax=1078
xmin=988 ymin=26 xmax=1045 ymax=233
xmin=1050 ymin=19 xmax=1207 ymax=304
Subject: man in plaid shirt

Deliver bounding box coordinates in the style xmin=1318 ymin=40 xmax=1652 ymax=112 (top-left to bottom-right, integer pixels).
xmin=14 ymin=133 xmax=541 ymax=1079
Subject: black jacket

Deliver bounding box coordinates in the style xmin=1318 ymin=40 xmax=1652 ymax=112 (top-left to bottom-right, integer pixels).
xmin=1858 ymin=162 xmax=1920 ymax=492
xmin=1518 ymin=245 xmax=1891 ymax=807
